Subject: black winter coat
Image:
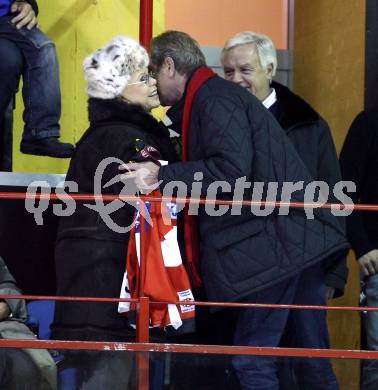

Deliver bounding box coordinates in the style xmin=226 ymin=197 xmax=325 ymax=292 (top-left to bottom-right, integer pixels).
xmin=159 ymin=72 xmax=349 ymax=304
xmin=52 ymin=99 xmax=177 ymax=341
xmin=270 ymin=81 xmax=348 ymax=297
xmin=340 ymin=109 xmax=378 ymax=259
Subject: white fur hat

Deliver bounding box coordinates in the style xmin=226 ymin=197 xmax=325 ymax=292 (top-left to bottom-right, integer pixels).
xmin=83 ymin=36 xmax=149 ymax=99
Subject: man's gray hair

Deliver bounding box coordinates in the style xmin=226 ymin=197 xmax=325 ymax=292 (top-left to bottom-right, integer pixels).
xmin=222 ymin=31 xmax=277 ymax=76
xmin=151 ymin=31 xmax=206 ymax=76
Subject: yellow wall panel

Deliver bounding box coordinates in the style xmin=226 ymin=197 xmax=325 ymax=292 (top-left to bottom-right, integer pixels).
xmin=294 ymin=0 xmax=365 ymax=153
xmin=294 ymin=1 xmax=365 ymax=388
xmin=12 ymin=0 xmax=165 ymax=173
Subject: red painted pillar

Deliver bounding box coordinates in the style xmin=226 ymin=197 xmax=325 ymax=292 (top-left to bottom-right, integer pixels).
xmin=136 ymin=210 xmax=150 ymax=390
xmin=137 ymin=297 xmax=150 ymax=390
xmin=140 ymin=0 xmax=153 ymax=50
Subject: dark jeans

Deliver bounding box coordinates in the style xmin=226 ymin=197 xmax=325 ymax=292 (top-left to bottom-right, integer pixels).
xmin=168 ymin=292 xmax=240 ymax=390
xmin=0 ymin=15 xmax=61 ymax=140
xmin=232 ymin=264 xmax=338 ymax=390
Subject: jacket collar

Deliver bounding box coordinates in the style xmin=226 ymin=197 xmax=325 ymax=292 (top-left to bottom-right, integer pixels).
xmin=88 ymin=98 xmax=162 ymax=137
xmin=271 ymin=81 xmax=319 ymax=131
xmin=87 ymin=98 xmax=179 ymax=162
xmin=166 ymin=97 xmax=185 ymax=134
xmin=166 ymin=67 xmax=208 ymax=134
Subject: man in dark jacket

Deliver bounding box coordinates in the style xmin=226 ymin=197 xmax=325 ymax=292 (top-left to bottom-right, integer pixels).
xmin=122 ymin=31 xmax=349 ymax=389
xmin=340 ymin=109 xmax=378 ymax=390
xmin=221 ymin=31 xmax=348 ymax=300
xmin=0 ymin=0 xmax=73 ymax=157
xmin=221 ymin=30 xmax=349 ymax=389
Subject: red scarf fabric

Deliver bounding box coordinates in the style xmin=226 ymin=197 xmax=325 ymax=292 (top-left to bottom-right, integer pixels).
xmin=181 ymin=66 xmax=217 ymax=288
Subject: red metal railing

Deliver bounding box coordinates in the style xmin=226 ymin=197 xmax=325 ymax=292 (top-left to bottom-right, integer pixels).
xmin=1 ymin=338 xmax=378 ymax=360
xmin=1 ymin=191 xmax=378 ymax=212
xmin=1 ymin=294 xmax=378 ymax=312
xmin=1 ymin=190 xmax=376 ymax=389
xmin=0 ymin=294 xmax=377 ymax=390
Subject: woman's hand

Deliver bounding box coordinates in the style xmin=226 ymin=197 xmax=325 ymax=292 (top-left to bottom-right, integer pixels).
xmin=119 ymin=161 xmax=161 ymax=194
xmin=326 ymin=287 xmax=335 ymax=301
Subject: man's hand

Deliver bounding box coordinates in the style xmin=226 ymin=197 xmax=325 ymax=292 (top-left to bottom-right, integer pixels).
xmin=358 ymin=249 xmax=378 ymax=277
xmin=11 ymin=1 xmax=38 ymax=30
xmin=326 ymin=287 xmax=335 ymax=301
xmin=0 ymin=301 xmax=10 ymax=321
xmin=119 ymin=161 xmax=161 ymax=194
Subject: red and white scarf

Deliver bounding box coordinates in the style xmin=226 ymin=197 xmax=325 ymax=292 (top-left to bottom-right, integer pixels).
xmin=118 ymin=191 xmax=195 ymax=330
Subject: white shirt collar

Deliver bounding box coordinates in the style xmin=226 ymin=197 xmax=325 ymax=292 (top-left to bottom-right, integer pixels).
xmin=262 ymin=88 xmax=277 ymax=109
xmin=162 ymin=115 xmax=180 ymax=138
xmin=162 ymin=115 xmax=172 ymax=127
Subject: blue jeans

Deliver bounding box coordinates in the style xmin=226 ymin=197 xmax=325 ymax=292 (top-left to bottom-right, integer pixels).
xmin=0 ymin=15 xmax=61 ymax=140
xmin=362 ymin=274 xmax=378 ymax=390
xmin=232 ymin=264 xmax=338 ymax=390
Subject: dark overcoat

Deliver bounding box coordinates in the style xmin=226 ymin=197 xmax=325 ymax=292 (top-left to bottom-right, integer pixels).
xmin=159 ymin=73 xmax=350 ymax=304
xmin=52 ymin=99 xmax=177 ymax=341
xmin=271 ymin=81 xmax=348 ymax=297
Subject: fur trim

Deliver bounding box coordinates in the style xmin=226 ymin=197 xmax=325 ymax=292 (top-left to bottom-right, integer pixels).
xmin=87 ymin=98 xmax=179 ymax=162
xmin=272 ymin=81 xmax=319 ymax=130
xmin=88 ymin=98 xmax=158 ymax=129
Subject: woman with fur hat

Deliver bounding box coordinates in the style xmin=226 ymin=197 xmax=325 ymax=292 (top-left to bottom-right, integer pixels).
xmin=51 ymin=36 xmax=178 ymax=389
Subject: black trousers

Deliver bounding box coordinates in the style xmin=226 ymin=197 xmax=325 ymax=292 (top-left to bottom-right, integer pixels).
xmin=0 ymin=348 xmax=43 ymax=390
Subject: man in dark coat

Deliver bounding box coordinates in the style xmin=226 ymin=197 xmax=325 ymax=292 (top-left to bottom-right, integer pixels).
xmin=221 ymin=31 xmax=348 ymax=300
xmin=122 ymin=31 xmax=349 ymax=389
xmin=0 ymin=0 xmax=73 ymax=157
xmin=340 ymin=109 xmax=378 ymax=390
xmin=220 ymin=30 xmax=349 ymax=389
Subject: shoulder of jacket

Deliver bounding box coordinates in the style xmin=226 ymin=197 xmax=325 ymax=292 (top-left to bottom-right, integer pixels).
xmin=196 ymin=79 xmax=251 ymax=109
xmin=76 ymin=122 xmax=145 ymax=154
xmin=91 ymin=121 xmax=146 ymax=135
xmin=275 ymin=84 xmax=322 ymax=129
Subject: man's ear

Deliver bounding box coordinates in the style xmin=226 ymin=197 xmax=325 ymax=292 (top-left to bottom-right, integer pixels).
xmin=163 ymin=57 xmax=176 ymax=77
xmin=266 ymin=63 xmax=274 ymax=81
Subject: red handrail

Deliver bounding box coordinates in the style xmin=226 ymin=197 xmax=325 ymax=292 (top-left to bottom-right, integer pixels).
xmin=2 ymin=191 xmax=378 ymax=212
xmin=0 ymin=294 xmax=375 ymax=312
xmin=0 ymin=338 xmax=376 ymax=360
xmin=0 ymin=293 xmax=371 ymax=390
